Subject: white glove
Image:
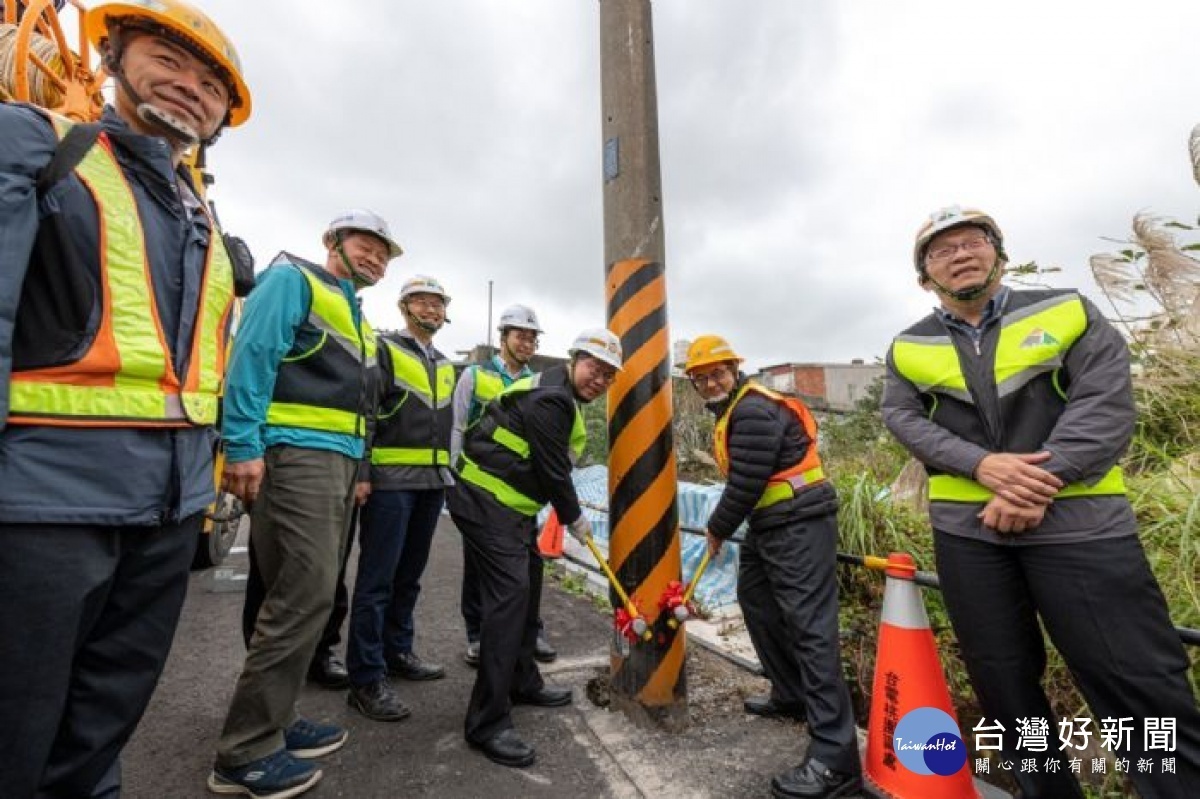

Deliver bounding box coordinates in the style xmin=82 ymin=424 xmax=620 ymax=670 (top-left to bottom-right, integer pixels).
xmin=567 ymin=514 xmax=593 ymax=544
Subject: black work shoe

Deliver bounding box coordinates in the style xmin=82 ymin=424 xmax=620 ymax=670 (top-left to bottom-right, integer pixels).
xmin=743 ymin=694 xmax=806 ymax=722
xmin=464 ymin=641 xmax=480 ymax=668
xmin=770 ymin=757 xmax=862 ymax=798
xmin=387 ymin=651 xmax=446 ymax=681
xmin=308 ymin=650 xmax=350 ymax=689
xmin=533 ymin=633 xmax=558 ymax=663
xmin=512 ymin=685 xmax=573 ymax=708
xmin=347 ymin=680 xmax=412 ymax=722
xmin=468 ymin=728 xmax=536 ymax=768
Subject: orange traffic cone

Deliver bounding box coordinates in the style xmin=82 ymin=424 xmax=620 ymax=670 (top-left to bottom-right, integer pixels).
xmin=863 ymin=553 xmax=980 ymax=799
xmin=537 ymin=509 xmax=564 ymax=558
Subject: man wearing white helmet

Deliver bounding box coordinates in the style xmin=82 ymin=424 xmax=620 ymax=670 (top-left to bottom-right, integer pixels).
xmin=883 ymin=205 xmax=1200 ymax=798
xmin=213 ymin=210 xmax=401 ymax=795
xmin=450 ymin=304 xmax=558 ymax=667
xmin=345 ymin=276 xmax=456 ymax=721
xmin=449 ymin=328 xmax=620 ymax=768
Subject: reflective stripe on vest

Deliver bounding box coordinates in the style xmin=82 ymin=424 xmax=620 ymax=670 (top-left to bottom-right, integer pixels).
xmin=713 ymin=382 xmax=826 ymax=510
xmin=928 ymin=467 xmax=1126 ymax=502
xmin=891 ymin=294 xmax=1125 ymax=502
xmin=265 ymin=264 xmax=375 ymax=435
xmin=457 ymin=454 xmax=542 ymax=515
xmin=9 ymin=113 xmax=233 ymax=427
xmin=371 ymin=338 xmax=455 ymax=466
xmin=459 ymin=371 xmax=586 ymax=515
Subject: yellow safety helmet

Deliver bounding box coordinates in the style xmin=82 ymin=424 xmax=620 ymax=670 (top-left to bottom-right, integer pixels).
xmin=684 ymin=335 xmax=743 ymax=374
xmin=85 ymin=0 xmax=251 ymax=126
xmin=912 ymin=205 xmax=1004 ymax=273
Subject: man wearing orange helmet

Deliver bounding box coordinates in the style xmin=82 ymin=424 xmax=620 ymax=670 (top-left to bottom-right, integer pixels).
xmin=0 ymin=1 xmax=248 ymax=796
xmin=684 ymin=336 xmax=861 ymax=799
xmin=884 ymin=205 xmax=1200 ymax=798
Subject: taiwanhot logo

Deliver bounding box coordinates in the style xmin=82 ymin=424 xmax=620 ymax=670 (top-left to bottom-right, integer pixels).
xmin=1020 ymin=328 xmax=1060 ymax=348
xmin=893 ymin=707 xmax=968 ymax=776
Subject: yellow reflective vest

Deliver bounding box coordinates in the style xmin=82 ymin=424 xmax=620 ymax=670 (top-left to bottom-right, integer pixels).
xmin=372 ymin=335 xmax=456 ymax=467
xmin=890 ymin=291 xmax=1125 ymax=503
xmin=265 ymin=261 xmax=376 ymax=436
xmin=458 ymin=369 xmax=586 ymax=516
xmin=9 ymin=112 xmax=234 ymax=428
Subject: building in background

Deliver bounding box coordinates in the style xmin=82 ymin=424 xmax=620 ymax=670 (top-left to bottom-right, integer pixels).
xmin=755 ymin=360 xmax=884 ymax=412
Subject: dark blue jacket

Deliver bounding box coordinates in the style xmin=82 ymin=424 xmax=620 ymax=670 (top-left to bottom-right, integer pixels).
xmin=0 ymin=104 xmax=220 ymax=525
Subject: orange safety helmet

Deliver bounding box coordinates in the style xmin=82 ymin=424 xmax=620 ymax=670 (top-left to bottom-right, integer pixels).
xmin=683 ymin=335 xmax=743 ymax=374
xmin=84 ymin=0 xmax=251 ymax=126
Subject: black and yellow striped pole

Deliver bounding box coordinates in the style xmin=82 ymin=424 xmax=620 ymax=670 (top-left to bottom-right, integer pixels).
xmin=600 ymin=0 xmax=686 ymax=729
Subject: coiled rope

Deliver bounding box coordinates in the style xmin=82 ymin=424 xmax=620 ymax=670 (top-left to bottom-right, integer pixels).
xmin=0 ymin=22 xmax=67 ymax=106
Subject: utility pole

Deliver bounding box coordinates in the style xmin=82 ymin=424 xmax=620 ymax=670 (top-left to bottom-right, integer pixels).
xmin=486 ymin=279 xmax=494 ymax=355
xmin=599 ymin=0 xmax=685 ymax=729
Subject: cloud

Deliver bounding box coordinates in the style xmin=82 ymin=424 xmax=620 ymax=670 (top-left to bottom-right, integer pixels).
xmin=195 ymin=0 xmax=1200 ymax=363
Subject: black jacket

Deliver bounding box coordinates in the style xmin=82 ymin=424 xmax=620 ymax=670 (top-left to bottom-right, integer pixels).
xmin=707 ymin=377 xmax=837 ymax=539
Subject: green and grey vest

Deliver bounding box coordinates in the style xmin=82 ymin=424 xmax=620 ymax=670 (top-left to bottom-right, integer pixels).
xmin=458 ymin=368 xmax=586 ymax=516
xmin=890 ymin=290 xmax=1125 ymax=503
xmin=372 ymin=334 xmax=456 ymax=467
xmin=267 ymin=259 xmax=376 ymax=436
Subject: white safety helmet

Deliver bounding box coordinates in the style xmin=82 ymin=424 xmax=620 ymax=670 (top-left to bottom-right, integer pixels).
xmin=497 ymin=304 xmax=542 ymax=334
xmin=912 ymin=205 xmax=1005 ymax=273
xmin=568 ymin=328 xmax=623 ymax=371
xmin=399 ymin=275 xmax=451 ymax=304
xmin=323 ymin=209 xmax=404 ymax=259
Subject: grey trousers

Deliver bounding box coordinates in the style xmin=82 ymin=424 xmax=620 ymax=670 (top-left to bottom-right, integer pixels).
xmin=216 ymin=446 xmax=358 ymax=767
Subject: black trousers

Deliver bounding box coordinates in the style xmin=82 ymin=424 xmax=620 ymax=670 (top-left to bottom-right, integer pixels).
xmin=242 ymin=507 xmax=358 ymax=655
xmin=461 ymin=538 xmax=547 ymax=644
xmin=453 ymin=510 xmax=544 ymax=743
xmin=0 ymin=515 xmax=200 ymax=799
xmin=737 ymin=511 xmax=861 ymax=775
xmin=935 ymin=532 xmax=1200 ymax=799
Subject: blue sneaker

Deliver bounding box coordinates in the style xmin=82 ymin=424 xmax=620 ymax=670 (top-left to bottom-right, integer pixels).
xmin=207 ymin=749 xmax=321 ymax=798
xmin=285 ymin=717 xmax=348 ymax=758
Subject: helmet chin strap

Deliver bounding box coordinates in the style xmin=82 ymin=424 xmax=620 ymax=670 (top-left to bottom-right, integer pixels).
xmin=335 ymin=243 xmax=378 ymax=289
xmin=103 ymin=32 xmax=226 ymax=149
xmin=925 ymin=258 xmax=1002 ymax=302
xmin=402 ymin=303 xmax=442 ymax=334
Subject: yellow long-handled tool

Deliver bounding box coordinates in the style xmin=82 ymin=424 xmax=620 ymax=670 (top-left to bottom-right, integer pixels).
xmin=582 ymin=534 xmax=652 ymax=642
xmin=666 ymin=548 xmax=713 ymax=629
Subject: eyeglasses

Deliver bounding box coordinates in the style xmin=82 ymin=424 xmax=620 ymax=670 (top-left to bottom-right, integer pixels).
xmin=925 ymin=235 xmax=991 ymax=264
xmin=407 ymin=297 xmax=446 ymax=309
xmin=582 ymin=359 xmax=618 ymax=385
xmin=689 ymin=367 xmax=730 ymax=388
xmin=509 ymin=331 xmax=539 ymax=346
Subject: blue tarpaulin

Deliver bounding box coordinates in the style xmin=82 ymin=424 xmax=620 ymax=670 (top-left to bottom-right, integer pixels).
xmin=542 ymin=465 xmax=741 ymax=611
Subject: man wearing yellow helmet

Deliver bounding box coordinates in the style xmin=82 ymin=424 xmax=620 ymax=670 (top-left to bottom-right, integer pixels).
xmin=884 ymin=205 xmax=1200 ymax=797
xmin=683 ymin=335 xmax=861 ymax=799
xmin=0 ymin=1 xmax=248 ymax=796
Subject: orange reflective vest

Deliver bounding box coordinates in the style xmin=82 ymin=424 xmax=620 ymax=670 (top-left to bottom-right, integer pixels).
xmin=8 ymin=113 xmax=234 ymax=427
xmin=714 ymin=382 xmax=826 ymax=509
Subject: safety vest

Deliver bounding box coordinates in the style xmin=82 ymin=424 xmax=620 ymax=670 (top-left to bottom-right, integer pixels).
xmin=371 ymin=335 xmax=456 ymax=467
xmin=265 ymin=260 xmax=376 ymax=436
xmin=890 ymin=290 xmax=1126 ymax=503
xmin=458 ymin=368 xmax=587 ymax=516
xmin=465 ymin=356 xmax=530 ymax=427
xmin=714 ymin=382 xmax=826 ymax=510
xmin=8 ymin=113 xmax=234 ymax=428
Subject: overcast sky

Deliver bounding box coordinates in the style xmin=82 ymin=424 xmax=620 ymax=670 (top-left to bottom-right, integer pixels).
xmin=157 ymin=1 xmax=1200 ymax=369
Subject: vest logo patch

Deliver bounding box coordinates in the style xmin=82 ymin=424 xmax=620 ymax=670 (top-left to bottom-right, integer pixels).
xmin=1020 ymin=328 xmax=1059 ymax=348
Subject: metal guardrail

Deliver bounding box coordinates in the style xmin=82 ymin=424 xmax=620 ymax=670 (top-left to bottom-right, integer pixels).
xmin=577 ymin=500 xmax=1200 ymax=648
